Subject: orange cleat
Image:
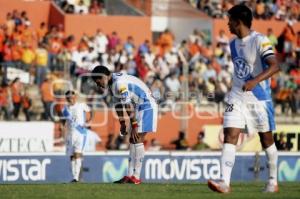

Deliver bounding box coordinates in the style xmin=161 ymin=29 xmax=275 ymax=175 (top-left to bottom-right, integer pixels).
xmin=207 ymin=179 xmax=231 ymax=193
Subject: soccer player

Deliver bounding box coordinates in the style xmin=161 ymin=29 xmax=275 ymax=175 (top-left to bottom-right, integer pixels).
xmin=91 ymin=65 xmax=158 ymax=184
xmin=62 ymin=90 xmax=92 ymax=182
xmin=207 ymin=5 xmax=280 ymax=193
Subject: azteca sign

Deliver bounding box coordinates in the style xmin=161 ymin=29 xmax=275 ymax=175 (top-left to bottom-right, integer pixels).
xmin=0 ymin=122 xmax=54 ymax=152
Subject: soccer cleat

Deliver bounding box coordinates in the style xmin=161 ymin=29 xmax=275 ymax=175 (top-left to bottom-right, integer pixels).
xmin=113 ymin=176 xmax=131 ymax=184
xmin=70 ymin=179 xmax=79 ymax=183
xmin=262 ymin=182 xmax=279 ymax=193
xmin=207 ymin=180 xmax=230 ymax=193
xmin=129 ymin=176 xmax=142 ymax=185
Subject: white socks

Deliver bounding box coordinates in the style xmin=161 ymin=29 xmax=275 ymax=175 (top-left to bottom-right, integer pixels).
xmin=133 ymin=143 xmax=145 ymax=179
xmin=221 ymin=143 xmax=236 ymax=186
xmin=71 ymin=159 xmax=76 ymax=179
xmin=128 ymin=143 xmax=145 ymax=179
xmin=128 ymin=144 xmax=135 ymax=176
xmin=73 ymin=158 xmax=82 ymax=181
xmin=265 ymin=143 xmax=278 ymax=185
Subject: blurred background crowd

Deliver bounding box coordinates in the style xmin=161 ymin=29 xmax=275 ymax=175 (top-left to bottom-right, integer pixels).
xmin=0 ymin=1 xmax=299 ymax=151
xmin=187 ymin=0 xmax=300 ymax=21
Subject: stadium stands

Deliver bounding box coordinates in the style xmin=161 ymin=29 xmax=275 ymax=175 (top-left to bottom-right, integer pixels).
xmin=0 ymin=1 xmax=299 ymax=150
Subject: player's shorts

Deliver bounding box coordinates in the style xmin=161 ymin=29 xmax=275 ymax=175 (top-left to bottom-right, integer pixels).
xmin=66 ymin=126 xmax=87 ymax=156
xmin=223 ymin=92 xmax=275 ymax=133
xmin=136 ymin=101 xmax=158 ymax=133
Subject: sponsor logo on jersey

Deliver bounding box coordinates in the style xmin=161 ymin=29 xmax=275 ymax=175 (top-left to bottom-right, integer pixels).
xmin=233 ymin=57 xmax=251 ymax=79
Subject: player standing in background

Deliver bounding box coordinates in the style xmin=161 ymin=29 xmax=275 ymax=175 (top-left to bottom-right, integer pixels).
xmin=208 ymin=4 xmax=280 ymax=193
xmin=62 ymin=90 xmax=92 ymax=182
xmin=92 ymin=65 xmax=158 ymax=184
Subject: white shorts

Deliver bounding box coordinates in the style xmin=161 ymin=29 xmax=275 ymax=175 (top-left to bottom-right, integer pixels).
xmin=66 ymin=126 xmax=87 ymax=156
xmin=223 ymin=94 xmax=275 ymax=134
xmin=136 ymin=102 xmax=158 ymax=133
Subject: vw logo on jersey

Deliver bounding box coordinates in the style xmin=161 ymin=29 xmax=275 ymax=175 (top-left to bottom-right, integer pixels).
xmin=233 ymin=57 xmax=251 ymax=79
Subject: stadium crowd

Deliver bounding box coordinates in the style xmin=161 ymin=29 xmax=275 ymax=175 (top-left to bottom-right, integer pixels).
xmin=0 ymin=8 xmax=300 ymax=121
xmin=54 ymin=0 xmax=105 ymax=15
xmin=0 ymin=7 xmax=299 ymax=150
xmin=188 ymin=0 xmax=300 ymax=21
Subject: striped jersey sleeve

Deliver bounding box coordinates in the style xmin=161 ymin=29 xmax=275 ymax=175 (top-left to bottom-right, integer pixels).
xmin=257 ymin=35 xmax=275 ymax=61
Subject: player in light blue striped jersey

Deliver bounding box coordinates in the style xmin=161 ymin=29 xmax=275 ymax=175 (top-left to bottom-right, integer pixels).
xmin=92 ymin=65 xmax=158 ymax=184
xmin=62 ymin=90 xmax=92 ymax=183
xmin=208 ymin=4 xmax=280 ymax=194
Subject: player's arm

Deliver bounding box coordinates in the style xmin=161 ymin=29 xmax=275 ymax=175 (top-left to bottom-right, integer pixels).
xmin=116 ymin=83 xmax=139 ymax=142
xmin=124 ymin=103 xmax=139 ymax=143
xmin=83 ymin=104 xmax=93 ymax=125
xmin=243 ymin=37 xmax=280 ymax=91
xmin=114 ymin=103 xmax=127 ymax=136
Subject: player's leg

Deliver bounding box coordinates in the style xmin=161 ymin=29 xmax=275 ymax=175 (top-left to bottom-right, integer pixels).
xmin=208 ymin=127 xmax=241 ymax=193
xmin=129 ymin=133 xmax=146 ymax=184
xmin=221 ymin=127 xmax=241 ymax=186
xmin=259 ymin=132 xmax=278 ymax=192
xmin=256 ymin=101 xmax=278 ymax=192
xmin=72 ymin=132 xmax=86 ymax=182
xmin=66 ymin=134 xmax=77 ymax=182
xmin=130 ymin=106 xmax=157 ymax=184
xmin=72 ymin=152 xmax=83 ymax=182
xmin=208 ymin=98 xmax=244 ymax=193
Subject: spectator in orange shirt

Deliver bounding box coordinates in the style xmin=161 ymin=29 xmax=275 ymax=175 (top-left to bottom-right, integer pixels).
xmin=11 ymin=28 xmax=23 ymax=43
xmin=36 ymin=22 xmax=47 ymax=43
xmin=40 ymin=77 xmax=54 ymax=120
xmin=159 ymin=29 xmax=174 ymax=54
xmin=22 ymin=24 xmax=34 ymax=46
xmin=65 ymin=35 xmax=77 ymax=52
xmin=2 ymin=41 xmax=13 ymax=82
xmin=11 ymin=41 xmax=23 ymax=68
xmin=22 ymin=90 xmax=31 ymax=121
xmin=0 ymin=82 xmax=10 ymax=120
xmin=189 ymin=39 xmax=201 ymax=57
xmin=11 ymin=77 xmax=22 ymax=120
xmin=48 ymin=35 xmax=62 ymax=71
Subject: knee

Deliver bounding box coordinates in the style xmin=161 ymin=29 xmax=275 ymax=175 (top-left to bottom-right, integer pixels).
xmin=224 ymin=133 xmax=239 ymax=145
xmin=259 ymin=132 xmax=275 ymax=148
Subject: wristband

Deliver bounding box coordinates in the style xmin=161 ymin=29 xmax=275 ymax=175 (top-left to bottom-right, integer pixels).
xmin=131 ymin=121 xmax=138 ymax=128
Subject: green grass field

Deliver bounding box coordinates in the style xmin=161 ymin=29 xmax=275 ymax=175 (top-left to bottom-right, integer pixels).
xmin=0 ymin=182 xmax=299 ymax=199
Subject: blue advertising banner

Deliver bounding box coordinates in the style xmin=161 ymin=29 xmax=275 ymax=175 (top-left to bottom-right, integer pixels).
xmin=0 ymin=152 xmax=299 ymax=183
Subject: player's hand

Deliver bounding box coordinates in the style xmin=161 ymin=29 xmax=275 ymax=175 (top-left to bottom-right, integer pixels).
xmin=130 ymin=124 xmax=139 ymax=143
xmin=242 ymin=79 xmax=258 ymax=91
xmin=120 ymin=121 xmax=127 ymax=136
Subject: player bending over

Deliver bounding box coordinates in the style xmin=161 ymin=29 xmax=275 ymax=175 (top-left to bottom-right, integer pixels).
xmin=62 ymin=90 xmax=92 ymax=183
xmin=208 ymin=4 xmax=280 ymax=193
xmin=92 ymin=65 xmax=158 ymax=184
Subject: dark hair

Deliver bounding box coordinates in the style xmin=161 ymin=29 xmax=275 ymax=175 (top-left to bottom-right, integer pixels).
xmin=65 ymin=90 xmax=75 ymax=97
xmin=228 ymin=4 xmax=253 ymax=28
xmin=91 ymin=65 xmax=111 ymax=81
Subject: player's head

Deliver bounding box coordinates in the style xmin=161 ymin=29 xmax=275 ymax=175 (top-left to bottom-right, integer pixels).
xmin=91 ymin=65 xmax=111 ymax=93
xmin=65 ymin=90 xmax=76 ymax=105
xmin=227 ymin=4 xmax=252 ymax=35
